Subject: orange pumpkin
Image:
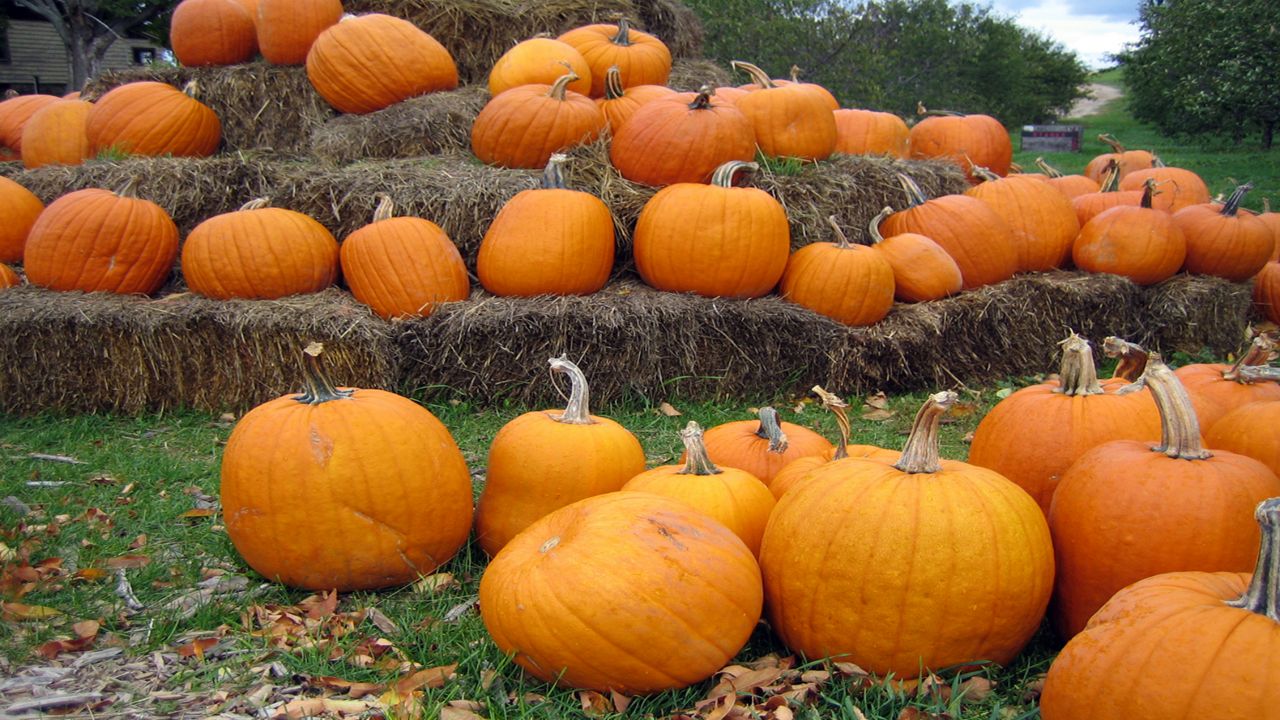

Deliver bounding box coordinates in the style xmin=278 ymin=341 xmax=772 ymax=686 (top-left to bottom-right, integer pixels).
xmin=699 ymin=405 xmax=833 ymax=488
xmin=964 ymin=166 xmax=1081 ymax=272
xmin=23 ymin=180 xmax=178 ymax=295
xmin=0 ymin=94 xmax=60 ymax=154
xmin=86 ymin=81 xmax=221 ymax=157
xmin=594 ymin=65 xmax=675 ymax=131
xmin=1254 ymin=261 xmax=1280 ymax=324
xmin=470 ymin=72 xmax=605 ymax=169
xmin=867 ymin=206 xmax=963 ymax=303
xmin=20 ymin=98 xmax=93 ymax=169
xmin=1173 ymin=183 xmax=1276 ymax=282
xmin=1118 ymin=163 xmax=1211 ymax=213
xmin=779 ymin=215 xmax=895 ymax=326
xmin=633 ymin=160 xmax=789 ymax=299
xmin=1070 ymin=159 xmax=1143 ymax=227
xmin=1034 ymin=157 xmax=1100 ymax=200
xmin=306 ymin=13 xmax=458 ymax=114
xmin=339 ymin=194 xmax=469 ymax=319
xmin=488 ymin=37 xmax=592 ymax=98
xmin=181 ymin=198 xmax=338 ymax=300
xmin=1259 ymin=199 xmax=1280 ymax=262
xmin=1173 ymin=336 xmax=1280 ymax=433
xmin=256 ymin=0 xmax=341 ymax=65
xmin=908 ymin=104 xmax=1012 ymax=181
xmin=477 ymin=154 xmax=614 ymax=297
xmin=730 ymin=60 xmax=837 ymax=161
xmin=1206 ymin=399 xmax=1280 ymax=479
xmin=769 ymin=386 xmax=898 ymax=500
xmin=609 ymin=87 xmax=756 ymax=186
xmin=171 ymin=0 xmax=258 ymax=66
xmin=0 ymin=176 xmax=44 ymax=264
xmin=1047 ymin=352 xmax=1280 ymax=639
xmin=557 ymin=18 xmax=672 ymax=98
xmin=221 ymin=343 xmax=473 ymax=590
xmin=474 ymin=356 xmax=646 ymax=557
xmin=833 ymin=108 xmax=909 ymax=158
xmin=1072 ymin=179 xmax=1187 ymax=285
xmin=1083 ymin=133 xmax=1154 ymax=183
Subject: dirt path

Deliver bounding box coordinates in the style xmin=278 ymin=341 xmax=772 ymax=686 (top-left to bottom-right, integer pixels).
xmin=1069 ymin=83 xmax=1123 ymax=118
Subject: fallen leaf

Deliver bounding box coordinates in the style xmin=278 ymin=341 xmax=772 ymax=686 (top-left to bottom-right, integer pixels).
xmin=610 ymin=690 xmax=631 ymax=713
xmin=180 ymin=508 xmax=216 ymax=520
xmin=861 ymin=408 xmax=896 ymax=422
xmin=578 ymin=690 xmax=611 ymax=717
xmin=364 ymin=606 xmax=398 ymax=634
xmin=104 ymin=555 xmax=150 ymax=569
xmin=277 ymin=697 xmax=371 ymax=719
xmin=128 ymin=534 xmax=147 ymax=550
xmin=441 ymin=706 xmax=487 ymax=720
xmin=956 ymin=676 xmax=995 ymax=704
xmin=2 ymin=601 xmax=62 ymax=620
xmin=658 ymin=402 xmax=682 ymax=417
xmin=177 ymin=637 xmax=220 ymax=660
xmin=413 ymin=572 xmax=457 ymax=594
xmin=394 ymin=664 xmax=457 ymax=695
xmin=299 ymin=590 xmax=338 ymax=619
xmin=864 ymin=392 xmax=891 ymax=410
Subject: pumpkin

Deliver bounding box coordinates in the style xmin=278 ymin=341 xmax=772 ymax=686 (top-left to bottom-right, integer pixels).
xmin=470 ymin=71 xmax=605 ymax=169
xmin=339 ymin=194 xmax=469 ymax=319
xmin=833 ymin=108 xmax=909 ymax=158
xmin=1040 ymin=497 xmax=1280 ymax=720
xmin=594 ymin=65 xmax=675 ymax=131
xmin=880 ymin=173 xmax=1018 ymax=290
xmin=866 ymin=206 xmax=962 ymax=303
xmin=1206 ymin=399 xmax=1280 ymax=479
xmin=1083 ymin=133 xmax=1155 ymax=183
xmin=1047 ymin=352 xmax=1280 ymax=639
xmin=622 ymin=421 xmax=776 ymax=556
xmin=20 ymin=98 xmax=93 ymax=169
xmin=556 ymin=18 xmax=672 ymax=98
xmin=477 ymin=154 xmax=614 ymax=297
xmin=256 ymin=0 xmax=342 ymax=65
xmin=609 ymin=86 xmax=756 ymax=186
xmin=633 ymin=160 xmax=789 ymax=299
xmin=1254 ymin=261 xmax=1280 ymax=325
xmin=1070 ymin=159 xmax=1143 ymax=227
xmin=474 ymin=355 xmax=646 ymax=557
xmin=479 ymin=491 xmax=763 ymax=693
xmin=1034 ymin=157 xmax=1100 ymax=200
xmin=964 ymin=166 xmax=1081 ymax=272
xmin=699 ymin=405 xmax=833 ymax=488
xmin=23 ymin=180 xmax=178 ymax=295
xmin=967 ymin=333 xmax=1160 ymax=516
xmin=221 ymin=343 xmax=472 ymax=590
xmin=1173 ymin=335 xmax=1280 ymax=433
xmin=730 ymin=60 xmax=837 ymax=161
xmin=908 ymin=103 xmax=1012 ymax=181
xmin=488 ymin=37 xmax=592 ymax=98
xmin=86 ymin=81 xmax=221 ymax=157
xmin=1072 ymin=178 xmax=1187 ymax=286
xmin=760 ymin=391 xmax=1054 ymax=677
xmin=1118 ymin=161 xmax=1211 ymax=213
xmin=171 ymin=0 xmax=258 ymax=66
xmin=1259 ymin=199 xmax=1280 ymax=262
xmin=779 ymin=215 xmax=894 ymax=326
xmin=0 ymin=264 xmax=20 ymax=289
xmin=0 ymin=176 xmax=44 ymax=264
xmin=181 ymin=198 xmax=339 ymax=300
xmin=306 ymin=13 xmax=458 ymax=114
xmin=769 ymin=386 xmax=898 ymax=500
xmin=0 ymin=94 xmax=59 ymax=153
xmin=1174 ymin=183 xmax=1276 ymax=281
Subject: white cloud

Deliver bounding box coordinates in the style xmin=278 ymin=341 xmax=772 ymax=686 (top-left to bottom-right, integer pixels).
xmin=987 ymin=0 xmax=1142 ymax=69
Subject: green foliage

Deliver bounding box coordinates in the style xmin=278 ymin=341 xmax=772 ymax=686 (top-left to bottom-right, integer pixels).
xmin=1122 ymin=0 xmax=1280 ymax=149
xmin=683 ymin=0 xmax=1088 ymax=127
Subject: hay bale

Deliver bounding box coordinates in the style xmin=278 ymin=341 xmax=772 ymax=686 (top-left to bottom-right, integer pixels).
xmin=633 ymin=0 xmax=704 ymax=59
xmin=83 ymin=63 xmax=334 ymax=155
xmin=310 ymin=86 xmax=489 ymax=164
xmin=667 ymin=57 xmax=733 ymax=92
xmin=0 ymin=287 xmax=397 ymax=415
xmin=1138 ymin=273 xmax=1254 ymax=354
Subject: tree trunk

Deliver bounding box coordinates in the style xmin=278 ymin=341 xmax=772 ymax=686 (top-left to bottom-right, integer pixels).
xmin=1264 ymin=120 xmax=1275 ymax=151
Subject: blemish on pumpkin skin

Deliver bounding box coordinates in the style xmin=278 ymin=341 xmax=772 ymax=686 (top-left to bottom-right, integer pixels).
xmin=310 ymin=427 xmax=335 ymax=466
xmin=647 ymin=519 xmax=687 ymax=551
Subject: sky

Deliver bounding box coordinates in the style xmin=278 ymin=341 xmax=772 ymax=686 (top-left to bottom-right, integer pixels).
xmin=985 ymin=0 xmax=1143 ymax=69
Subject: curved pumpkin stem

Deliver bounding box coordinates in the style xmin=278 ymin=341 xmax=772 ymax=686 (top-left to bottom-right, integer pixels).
xmin=710 ymin=160 xmax=758 ymax=188
xmin=730 ymin=60 xmax=776 ymax=90
xmin=688 ymin=86 xmax=716 ymax=111
xmin=915 ymin=101 xmax=963 ymax=117
xmin=1222 ymin=335 xmax=1275 ymax=382
xmin=1239 ymin=365 xmax=1280 ymax=383
xmin=970 ymin=164 xmax=1002 ymax=183
xmin=754 ymin=407 xmax=789 ymax=453
xmin=1139 ymin=178 xmax=1158 ymax=209
xmin=1219 ymin=182 xmax=1254 ymax=218
xmin=676 ymin=421 xmax=723 ymax=476
xmin=895 ymin=173 xmax=929 ymax=208
xmin=1035 ymin=157 xmax=1064 ymax=178
xmin=788 ymin=65 xmax=802 ymax=83
xmin=1098 ymin=133 xmax=1125 ymax=154
xmin=540 ymin=154 xmax=569 ymax=189
xmin=893 ymin=391 xmax=956 ymax=474
xmin=610 ymin=18 xmax=635 ymax=46
xmin=812 ymin=385 xmax=851 ymax=460
xmin=240 ymin=197 xmax=271 ymax=211
xmin=602 ymin=66 xmax=625 ymax=100
xmin=297 ymin=342 xmax=355 ymax=405
xmin=182 ymin=79 xmax=202 ymax=100
xmin=371 ymin=193 xmax=395 ymax=223
xmin=1103 ymin=336 xmax=1148 ymax=381
xmin=867 ymin=206 xmax=894 ymax=245
xmin=548 ymin=355 xmax=595 ymax=425
xmin=1117 ymin=352 xmax=1210 ymax=460
xmin=1226 ymin=497 xmax=1280 ymax=622
xmin=1054 ymin=333 xmax=1104 ymax=397
xmin=546 ymin=71 xmax=580 ymax=100
xmin=825 ymin=216 xmax=854 ymax=250
xmin=1098 ymin=159 xmax=1121 ymax=192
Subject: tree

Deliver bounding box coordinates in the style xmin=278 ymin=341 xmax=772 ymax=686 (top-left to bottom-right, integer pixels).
xmin=1123 ymin=0 xmax=1280 ymax=149
xmin=10 ymin=0 xmax=178 ymax=90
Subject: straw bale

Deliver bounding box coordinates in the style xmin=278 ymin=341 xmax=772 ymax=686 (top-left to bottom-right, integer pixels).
xmin=1137 ymin=273 xmax=1254 ymax=354
xmin=83 ymin=63 xmax=333 ymax=154
xmin=0 ymin=287 xmax=396 ymax=415
xmin=310 ymin=86 xmax=489 ymax=164
xmin=667 ymin=58 xmax=733 ymax=92
xmin=633 ymin=0 xmax=704 ymax=59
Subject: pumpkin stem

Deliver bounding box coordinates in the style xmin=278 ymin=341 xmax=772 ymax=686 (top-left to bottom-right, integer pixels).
xmin=789 ymin=65 xmax=802 ymax=82
xmin=688 ymin=85 xmax=716 ymax=110
xmin=915 ymin=101 xmax=964 ymax=117
xmin=603 ymin=66 xmax=625 ymax=100
xmin=812 ymin=385 xmax=851 ymax=460
xmin=895 ymin=173 xmax=929 ymax=208
xmin=1117 ymin=353 xmax=1210 ymax=460
xmin=1053 ymin=333 xmax=1104 ymax=397
xmin=239 ymin=197 xmax=271 ymax=211
xmin=676 ymin=421 xmax=723 ymax=476
xmin=1099 ymin=159 xmax=1121 ymax=192
xmin=371 ymin=193 xmax=395 ymax=223
xmin=540 ymin=154 xmax=569 ymax=190
xmin=1098 ymin=133 xmax=1125 ymax=154
xmin=547 ymin=71 xmax=580 ymax=100
xmin=893 ymin=391 xmax=956 ymax=474
xmin=1225 ymin=497 xmax=1280 ymax=621
xmin=1238 ymin=365 xmax=1280 ymax=383
xmin=868 ymin=206 xmax=893 ymax=245
xmin=182 ymin=79 xmax=202 ymax=100
xmin=710 ymin=160 xmax=758 ymax=187
xmin=826 ymin=216 xmax=853 ymax=250
xmin=610 ymin=18 xmax=634 ymax=46
xmin=296 ymin=342 xmax=355 ymax=405
xmin=1103 ymin=336 xmax=1148 ymax=381
xmin=1222 ymin=335 xmax=1275 ymax=382
xmin=970 ymin=164 xmax=1001 ymax=183
xmin=731 ymin=60 xmax=776 ymax=90
xmin=753 ymin=407 xmax=789 ymax=453
xmin=1219 ymin=182 xmax=1254 ymax=217
xmin=548 ymin=355 xmax=595 ymax=425
xmin=1139 ymin=178 xmax=1157 ymax=209
xmin=1035 ymin=157 xmax=1064 ymax=178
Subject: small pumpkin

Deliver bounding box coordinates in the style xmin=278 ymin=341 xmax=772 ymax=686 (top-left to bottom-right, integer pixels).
xmin=730 ymin=60 xmax=837 ymax=161
xmin=699 ymin=405 xmax=833 ymax=488
xmin=1072 ymin=178 xmax=1187 ymax=286
xmin=866 ymin=206 xmax=962 ymax=303
xmin=488 ymin=37 xmax=592 ymax=98
xmin=86 ymin=81 xmax=221 ymax=158
xmin=20 ymin=98 xmax=93 ymax=169
xmin=833 ymin=108 xmax=909 ymax=158
xmin=1118 ymin=160 xmax=1211 ymax=213
xmin=594 ymin=65 xmax=676 ymax=131
xmin=221 ymin=343 xmax=473 ymax=590
xmin=1173 ymin=335 xmax=1280 ymax=433
xmin=1174 ymin=183 xmax=1276 ymax=282
xmin=256 ymin=0 xmax=342 ymax=65
xmin=908 ymin=103 xmax=1012 ymax=181
xmin=170 ymin=0 xmax=258 ymax=66
xmin=1259 ymin=199 xmax=1280 ymax=262
xmin=556 ymin=18 xmax=672 ymax=98
xmin=779 ymin=215 xmax=895 ymax=326
xmin=470 ymin=71 xmax=605 ymax=169
xmin=609 ymin=86 xmax=756 ymax=186
xmin=1070 ymin=159 xmax=1143 ymax=227
xmin=1083 ymin=133 xmax=1154 ymax=183
xmin=0 ymin=93 xmax=60 ymax=154
xmin=0 ymin=176 xmax=44 ymax=264
xmin=1034 ymin=157 xmax=1100 ymax=200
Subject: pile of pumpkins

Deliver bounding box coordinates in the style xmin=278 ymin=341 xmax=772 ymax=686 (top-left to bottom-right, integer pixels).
xmin=220 ymin=332 xmax=1280 ymax=713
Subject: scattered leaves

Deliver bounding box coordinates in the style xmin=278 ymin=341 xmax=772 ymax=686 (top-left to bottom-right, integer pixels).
xmin=2 ymin=601 xmax=62 ymax=620
xmin=659 ymin=402 xmax=683 ymax=417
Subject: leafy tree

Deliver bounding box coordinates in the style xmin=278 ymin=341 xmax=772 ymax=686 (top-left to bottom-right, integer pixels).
xmin=1123 ymin=0 xmax=1280 ymax=149
xmin=9 ymin=0 xmax=178 ymax=90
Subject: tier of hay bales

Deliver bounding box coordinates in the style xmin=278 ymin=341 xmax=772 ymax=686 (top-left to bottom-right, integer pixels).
xmin=0 ymin=272 xmax=1256 ymax=415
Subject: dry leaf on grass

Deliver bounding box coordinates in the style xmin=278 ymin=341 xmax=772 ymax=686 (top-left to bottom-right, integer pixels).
xmin=2 ymin=601 xmax=62 ymax=620
xmin=659 ymin=401 xmax=682 ymax=416
xmin=35 ymin=619 xmax=100 ymax=659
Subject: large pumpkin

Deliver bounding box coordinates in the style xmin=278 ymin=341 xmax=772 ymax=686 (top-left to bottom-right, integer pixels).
xmin=23 ymin=181 xmax=178 ymax=295
xmin=1173 ymin=183 xmax=1275 ymax=282
xmin=1047 ymin=352 xmax=1280 ymax=639
xmin=556 ymin=18 xmax=672 ymax=98
xmin=470 ymin=71 xmax=605 ymax=169
xmin=0 ymin=176 xmax=44 ymax=264
xmin=779 ymin=215 xmax=894 ymax=326
xmin=20 ymin=98 xmax=93 ymax=169
xmin=170 ymin=0 xmax=258 ymax=66
xmin=477 ymin=154 xmax=614 ymax=297
xmin=339 ymin=194 xmax=469 ymax=319
xmin=181 ymin=198 xmax=338 ymax=300
xmin=474 ymin=356 xmax=646 ymax=557
xmin=86 ymin=81 xmax=221 ymax=157
xmin=609 ymin=86 xmax=755 ymax=187
xmin=221 ymin=343 xmax=473 ymax=590
xmin=699 ymin=405 xmax=833 ymax=489
xmin=1040 ymin=497 xmax=1280 ymax=720
xmin=730 ymin=60 xmax=836 ymax=161
xmin=866 ymin=206 xmax=962 ymax=303
xmin=1072 ymin=178 xmax=1187 ymax=286
xmin=306 ymin=13 xmax=458 ymax=114
xmin=256 ymin=0 xmax=342 ymax=65
xmin=907 ymin=105 xmax=1012 ymax=181
xmin=479 ymin=491 xmax=762 ymax=694
xmin=633 ymin=160 xmax=789 ymax=299
xmin=964 ymin=166 xmax=1080 ymax=272
xmin=488 ymin=37 xmax=592 ymax=98
xmin=761 ymin=391 xmax=1054 ymax=677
